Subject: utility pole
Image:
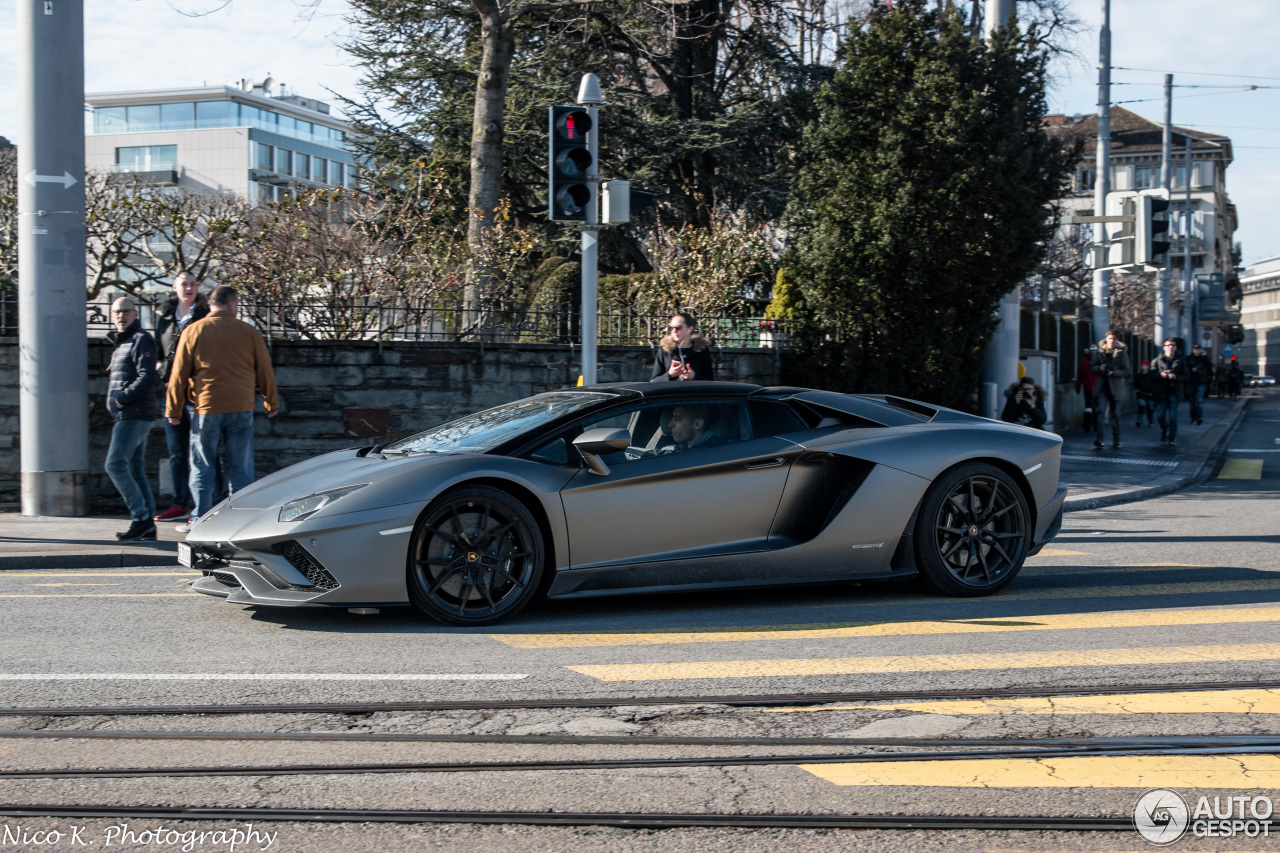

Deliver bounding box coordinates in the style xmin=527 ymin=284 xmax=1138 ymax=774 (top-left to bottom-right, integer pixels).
xmin=978 ymin=0 xmax=1017 ymax=420
xmin=1183 ymin=134 xmax=1194 ymax=343
xmin=1156 ymin=74 xmax=1172 ymax=344
xmin=577 ymin=73 xmax=601 ymax=387
xmin=1091 ymin=0 xmax=1112 ymax=342
xmin=18 ymin=0 xmax=89 ymax=516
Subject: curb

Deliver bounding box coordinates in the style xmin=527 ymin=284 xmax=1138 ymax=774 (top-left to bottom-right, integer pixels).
xmin=1063 ymin=396 xmax=1249 ymax=512
xmin=0 ymin=550 xmax=179 ymax=571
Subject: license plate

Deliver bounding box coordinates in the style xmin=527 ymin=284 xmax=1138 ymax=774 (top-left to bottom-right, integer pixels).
xmin=177 ymin=542 xmax=192 ymax=567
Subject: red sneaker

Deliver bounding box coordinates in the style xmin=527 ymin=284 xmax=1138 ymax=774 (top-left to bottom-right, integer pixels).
xmin=154 ymin=505 xmax=190 ymax=521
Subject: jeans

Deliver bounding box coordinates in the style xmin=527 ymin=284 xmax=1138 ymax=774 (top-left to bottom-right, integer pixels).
xmin=1156 ymin=392 xmax=1180 ymax=440
xmin=1190 ymin=383 xmax=1207 ymax=422
xmin=1135 ymin=395 xmax=1154 ymax=424
xmin=1095 ymin=388 xmax=1121 ymax=443
xmin=163 ymin=403 xmax=194 ymax=508
xmin=105 ymin=418 xmax=156 ymax=522
xmin=190 ymin=411 xmax=255 ymax=519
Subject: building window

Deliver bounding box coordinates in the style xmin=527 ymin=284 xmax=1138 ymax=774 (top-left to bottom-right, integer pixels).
xmin=277 ymin=149 xmax=293 ymax=177
xmin=159 ymin=102 xmax=194 ymax=131
xmin=1134 ymin=165 xmax=1155 ymax=189
xmin=256 ymin=143 xmax=274 ymax=171
xmin=295 ymin=153 xmax=310 ymax=182
xmin=195 ymin=100 xmax=234 ymax=129
xmin=94 ymin=107 xmax=127 ymax=134
xmin=314 ymin=157 xmax=328 ymax=183
xmin=1075 ymin=168 xmax=1095 ymax=193
xmin=126 ymin=104 xmax=161 ymax=132
xmin=328 ymin=161 xmax=343 ymax=186
xmin=116 ymin=145 xmax=177 ymax=170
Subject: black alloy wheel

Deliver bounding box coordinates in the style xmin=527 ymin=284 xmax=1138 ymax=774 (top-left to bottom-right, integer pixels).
xmin=913 ymin=463 xmax=1030 ymax=597
xmin=407 ymin=486 xmax=544 ymax=626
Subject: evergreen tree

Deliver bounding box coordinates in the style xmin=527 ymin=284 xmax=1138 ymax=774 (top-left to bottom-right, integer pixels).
xmin=784 ymin=0 xmax=1072 ymax=408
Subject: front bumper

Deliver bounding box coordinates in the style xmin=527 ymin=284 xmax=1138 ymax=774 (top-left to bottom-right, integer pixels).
xmin=1028 ymin=482 xmax=1068 ymax=555
xmin=182 ymin=502 xmax=423 ymax=607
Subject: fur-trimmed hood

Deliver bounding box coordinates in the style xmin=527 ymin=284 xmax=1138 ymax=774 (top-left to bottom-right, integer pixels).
xmin=1097 ymin=338 xmax=1126 ymax=352
xmin=1003 ymin=381 xmax=1047 ymax=401
xmin=660 ymin=334 xmax=710 ymax=354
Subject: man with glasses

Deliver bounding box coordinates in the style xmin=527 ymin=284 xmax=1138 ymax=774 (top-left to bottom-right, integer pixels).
xmin=1150 ymin=337 xmax=1189 ymax=446
xmin=105 ymin=296 xmax=160 ymax=540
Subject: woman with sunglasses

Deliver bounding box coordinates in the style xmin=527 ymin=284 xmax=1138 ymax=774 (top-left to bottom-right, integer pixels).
xmin=650 ymin=311 xmax=715 ymax=382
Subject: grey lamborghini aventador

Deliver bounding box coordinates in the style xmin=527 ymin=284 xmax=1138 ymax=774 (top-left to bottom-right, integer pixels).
xmin=181 ymin=382 xmax=1067 ymax=625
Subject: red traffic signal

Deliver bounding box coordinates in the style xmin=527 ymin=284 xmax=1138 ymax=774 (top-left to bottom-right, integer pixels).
xmin=548 ymin=106 xmax=594 ymax=221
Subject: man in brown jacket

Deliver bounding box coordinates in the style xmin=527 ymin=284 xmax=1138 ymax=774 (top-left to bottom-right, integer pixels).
xmin=166 ymin=285 xmax=278 ymax=522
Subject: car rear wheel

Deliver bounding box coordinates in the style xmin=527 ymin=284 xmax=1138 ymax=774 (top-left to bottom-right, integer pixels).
xmin=407 ymin=486 xmax=544 ymax=625
xmin=913 ymin=463 xmax=1030 ymax=597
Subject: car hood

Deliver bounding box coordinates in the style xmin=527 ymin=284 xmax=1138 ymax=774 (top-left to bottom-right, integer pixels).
xmin=226 ymin=449 xmax=454 ymax=510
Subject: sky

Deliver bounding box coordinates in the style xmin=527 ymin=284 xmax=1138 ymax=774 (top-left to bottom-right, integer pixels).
xmin=0 ymin=0 xmax=1277 ymax=265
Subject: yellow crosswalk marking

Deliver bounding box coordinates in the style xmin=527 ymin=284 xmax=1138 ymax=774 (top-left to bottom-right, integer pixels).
xmin=496 ymin=606 xmax=1280 ymax=649
xmin=802 ymin=755 xmax=1280 ymax=788
xmin=1219 ymin=459 xmax=1264 ymax=479
xmin=997 ymin=579 xmax=1280 ymax=601
xmin=769 ymin=688 xmax=1280 ymax=716
xmin=1028 ymin=548 xmax=1089 ymax=556
xmin=567 ymin=643 xmax=1280 ymax=682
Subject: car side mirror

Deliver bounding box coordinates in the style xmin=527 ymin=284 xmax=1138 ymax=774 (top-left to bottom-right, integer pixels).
xmin=573 ymin=428 xmax=630 ymax=476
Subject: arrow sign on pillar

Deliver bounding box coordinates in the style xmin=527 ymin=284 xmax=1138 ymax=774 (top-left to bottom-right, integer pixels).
xmin=24 ymin=170 xmax=78 ymax=189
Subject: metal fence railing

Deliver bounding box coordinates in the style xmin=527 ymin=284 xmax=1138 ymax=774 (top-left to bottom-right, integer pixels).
xmin=0 ymin=293 xmax=792 ymax=350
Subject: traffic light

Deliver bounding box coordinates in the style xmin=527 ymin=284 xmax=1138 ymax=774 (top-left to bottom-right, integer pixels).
xmin=1101 ymin=190 xmax=1136 ymax=267
xmin=1226 ymin=324 xmax=1245 ymax=345
xmin=1135 ymin=189 xmax=1172 ymax=268
xmin=548 ymin=105 xmax=594 ymax=221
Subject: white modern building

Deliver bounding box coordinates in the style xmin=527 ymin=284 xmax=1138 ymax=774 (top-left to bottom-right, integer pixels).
xmin=85 ymin=79 xmax=357 ymax=204
xmin=1239 ymin=256 xmax=1280 ymax=379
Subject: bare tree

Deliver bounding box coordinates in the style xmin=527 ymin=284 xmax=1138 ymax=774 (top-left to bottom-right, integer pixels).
xmin=0 ymin=143 xmax=16 ymax=296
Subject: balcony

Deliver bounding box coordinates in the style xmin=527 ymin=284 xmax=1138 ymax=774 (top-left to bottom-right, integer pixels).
xmin=106 ymin=162 xmax=179 ymax=186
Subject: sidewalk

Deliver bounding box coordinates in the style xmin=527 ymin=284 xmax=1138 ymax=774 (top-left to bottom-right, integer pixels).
xmin=1059 ymin=391 xmax=1249 ymax=511
xmin=0 ymin=393 xmax=1251 ymax=570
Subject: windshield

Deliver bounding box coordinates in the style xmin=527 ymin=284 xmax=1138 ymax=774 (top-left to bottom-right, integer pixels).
xmin=382 ymin=392 xmax=613 ymax=455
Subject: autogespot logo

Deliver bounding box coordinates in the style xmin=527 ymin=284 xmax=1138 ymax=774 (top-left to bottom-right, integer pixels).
xmin=1134 ymin=789 xmax=1190 ymax=845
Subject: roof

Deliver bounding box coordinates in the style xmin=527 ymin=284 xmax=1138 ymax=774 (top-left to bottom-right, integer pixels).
xmin=581 ymin=381 xmax=765 ymax=398
xmin=1045 ymin=107 xmax=1231 ymax=161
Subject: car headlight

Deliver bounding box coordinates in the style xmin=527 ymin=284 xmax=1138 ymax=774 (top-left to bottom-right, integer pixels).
xmin=278 ymin=484 xmax=369 ymax=523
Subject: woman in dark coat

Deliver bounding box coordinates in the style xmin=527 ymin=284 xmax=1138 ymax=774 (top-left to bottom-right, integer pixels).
xmin=650 ymin=311 xmax=715 ymax=382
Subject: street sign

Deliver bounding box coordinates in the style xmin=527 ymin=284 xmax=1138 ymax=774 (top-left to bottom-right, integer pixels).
xmin=1224 ymin=344 xmax=1234 ymax=357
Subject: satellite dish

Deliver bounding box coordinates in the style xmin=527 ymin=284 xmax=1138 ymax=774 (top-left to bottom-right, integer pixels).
xmin=262 ymin=76 xmax=276 ymax=93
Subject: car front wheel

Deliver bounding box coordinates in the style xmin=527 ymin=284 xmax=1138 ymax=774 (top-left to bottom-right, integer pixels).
xmin=407 ymin=486 xmax=544 ymax=626
xmin=913 ymin=463 xmax=1030 ymax=597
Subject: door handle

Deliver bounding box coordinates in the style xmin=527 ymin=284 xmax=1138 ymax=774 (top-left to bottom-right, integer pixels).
xmin=744 ymin=457 xmax=785 ymax=469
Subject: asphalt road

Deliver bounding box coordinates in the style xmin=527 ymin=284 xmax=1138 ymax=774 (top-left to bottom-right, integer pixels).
xmin=1 ymin=389 xmax=1278 ymax=852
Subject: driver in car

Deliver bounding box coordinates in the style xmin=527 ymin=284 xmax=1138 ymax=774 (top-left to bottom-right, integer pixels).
xmin=665 ymin=405 xmax=725 ymax=453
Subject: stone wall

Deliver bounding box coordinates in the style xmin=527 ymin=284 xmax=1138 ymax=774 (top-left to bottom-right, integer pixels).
xmin=0 ymin=338 xmax=784 ymax=511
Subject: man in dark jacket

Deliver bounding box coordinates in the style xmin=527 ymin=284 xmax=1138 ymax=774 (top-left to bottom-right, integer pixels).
xmin=1090 ymin=329 xmax=1131 ymax=449
xmin=153 ymin=271 xmax=209 ymax=521
xmin=1001 ymin=377 xmax=1048 ymax=429
xmin=1150 ymin=337 xmax=1189 ymax=446
xmin=1184 ymin=343 xmax=1214 ymax=426
xmin=105 ymin=296 xmax=160 ymax=540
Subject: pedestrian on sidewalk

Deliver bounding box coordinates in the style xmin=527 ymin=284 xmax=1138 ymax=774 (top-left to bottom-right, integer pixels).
xmin=650 ymin=311 xmax=715 ymax=382
xmin=1150 ymin=337 xmax=1189 ymax=446
xmin=1227 ymin=361 xmax=1244 ymax=398
xmin=105 ymin=297 xmax=160 ymax=541
xmin=1001 ymin=376 xmax=1048 ymax=429
xmin=1134 ymin=360 xmax=1156 ymax=428
xmin=1090 ymin=330 xmax=1130 ymax=449
xmin=166 ymin=285 xmax=279 ymax=525
xmin=153 ymin=271 xmax=209 ymax=522
xmin=1075 ymin=347 xmax=1097 ymax=433
xmin=1185 ymin=343 xmax=1214 ymax=426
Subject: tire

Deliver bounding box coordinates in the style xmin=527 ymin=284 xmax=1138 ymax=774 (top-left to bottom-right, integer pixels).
xmin=913 ymin=462 xmax=1031 ymax=597
xmin=407 ymin=486 xmax=544 ymax=626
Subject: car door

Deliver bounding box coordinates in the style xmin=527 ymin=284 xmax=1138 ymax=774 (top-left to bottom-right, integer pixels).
xmin=557 ymin=399 xmax=801 ymax=570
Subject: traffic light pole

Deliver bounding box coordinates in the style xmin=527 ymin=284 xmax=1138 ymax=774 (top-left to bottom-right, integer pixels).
xmin=18 ymin=0 xmax=89 ymax=516
xmin=1156 ymin=74 xmax=1172 ymax=345
xmin=1091 ymin=0 xmax=1112 ymax=342
xmin=577 ymin=74 xmax=602 ymax=386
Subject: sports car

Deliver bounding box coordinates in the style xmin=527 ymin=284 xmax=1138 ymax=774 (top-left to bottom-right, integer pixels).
xmin=182 ymin=381 xmax=1067 ymax=625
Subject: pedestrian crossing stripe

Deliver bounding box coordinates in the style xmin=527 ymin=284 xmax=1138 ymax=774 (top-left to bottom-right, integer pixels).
xmin=767 ymin=688 xmax=1280 ymax=716
xmin=495 ymin=607 xmax=1280 ymax=649
xmin=800 ymin=755 xmax=1280 ymax=788
xmin=565 ymin=643 xmax=1280 ymax=682
xmin=1218 ymin=458 xmax=1264 ymax=479
xmin=1027 ymin=548 xmax=1089 ymax=556
xmin=1061 ymin=454 xmax=1177 ymax=467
